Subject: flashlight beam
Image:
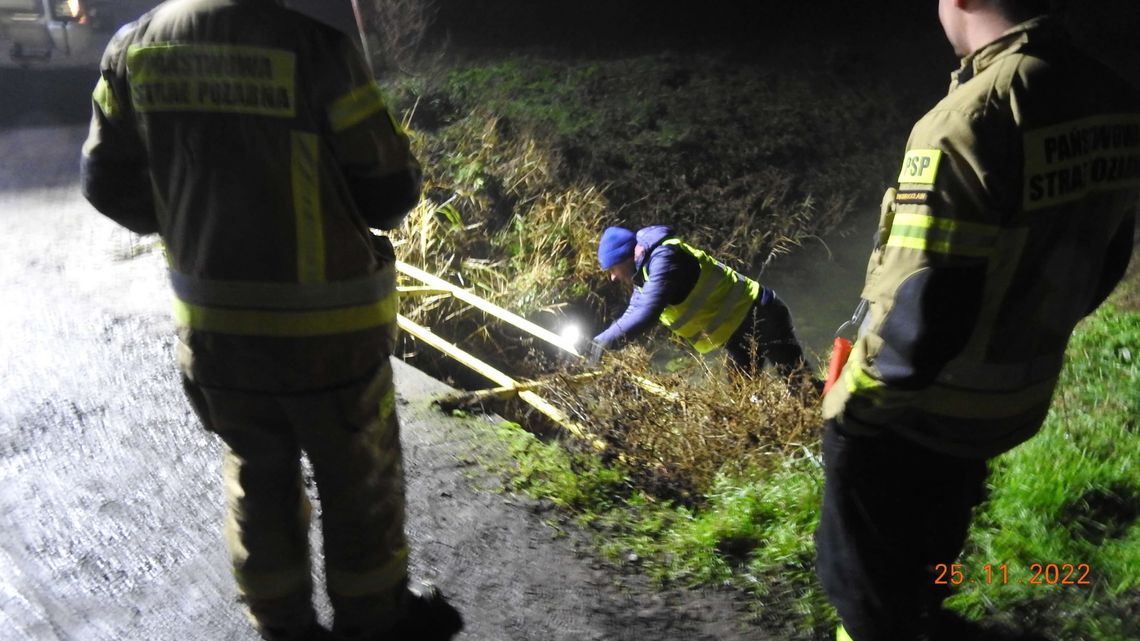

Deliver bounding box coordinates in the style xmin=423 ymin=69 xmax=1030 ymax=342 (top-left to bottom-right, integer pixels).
xmin=397 ymin=260 xmax=581 ymax=356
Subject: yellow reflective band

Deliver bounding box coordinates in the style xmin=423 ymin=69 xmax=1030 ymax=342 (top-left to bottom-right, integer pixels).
xmin=886 ymin=235 xmax=993 ymax=258
xmin=845 ymin=363 xmax=886 ymax=399
xmin=656 ymin=239 xmax=759 ymax=353
xmin=897 ymin=149 xmax=942 ymax=185
xmin=172 ymin=297 xmax=397 ymax=337
xmin=668 ymin=269 xmax=722 ymax=335
xmin=886 ymin=213 xmax=998 ymax=257
xmin=694 ymin=277 xmax=753 ymax=349
xmin=292 ymin=131 xmax=325 ymax=283
xmin=233 ymin=564 xmax=312 ymax=600
xmin=126 ymin=43 xmax=296 ymax=117
xmin=327 ymin=545 xmax=409 ymax=597
xmin=891 ymin=213 xmax=996 ymax=236
xmin=93 ymin=77 xmax=119 ymax=120
xmin=169 ymin=268 xmax=395 ymax=310
xmin=837 ymin=625 xmax=855 ymax=641
xmin=843 ymin=357 xmax=911 ymax=404
xmin=328 ymin=82 xmax=389 ymax=133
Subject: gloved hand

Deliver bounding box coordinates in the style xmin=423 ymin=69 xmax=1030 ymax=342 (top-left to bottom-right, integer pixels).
xmin=584 ymin=339 xmax=605 ymax=367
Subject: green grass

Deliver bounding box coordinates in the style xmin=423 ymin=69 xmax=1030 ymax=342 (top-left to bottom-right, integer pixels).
xmin=947 ymin=303 xmax=1140 ymax=641
xmin=483 ymin=299 xmax=1140 ymax=640
xmin=444 ymin=61 xmax=605 ymax=138
xmin=489 ymin=420 xmax=835 ymax=637
xmin=495 ymin=420 xmax=629 ymax=511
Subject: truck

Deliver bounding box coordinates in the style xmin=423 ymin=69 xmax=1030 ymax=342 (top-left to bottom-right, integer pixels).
xmin=0 ymin=0 xmax=112 ymax=64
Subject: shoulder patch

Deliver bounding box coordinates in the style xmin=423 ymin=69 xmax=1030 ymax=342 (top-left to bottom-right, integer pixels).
xmin=897 ymin=149 xmax=943 ymax=185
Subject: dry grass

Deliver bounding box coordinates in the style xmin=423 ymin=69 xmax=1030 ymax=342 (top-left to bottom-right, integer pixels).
xmin=548 ymin=346 xmax=821 ymax=503
xmin=685 ymin=166 xmax=854 ymax=274
xmin=363 ymin=0 xmax=439 ymax=73
xmin=392 ymin=112 xmax=607 ymax=323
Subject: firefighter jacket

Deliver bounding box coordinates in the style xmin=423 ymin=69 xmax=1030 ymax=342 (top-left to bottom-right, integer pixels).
xmin=81 ymin=0 xmax=422 ymax=392
xmin=594 ymin=225 xmax=765 ymax=353
xmin=823 ymin=17 xmax=1139 ymax=458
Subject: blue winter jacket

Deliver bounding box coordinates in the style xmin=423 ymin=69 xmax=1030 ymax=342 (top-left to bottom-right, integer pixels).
xmin=593 ymin=226 xmax=770 ymax=349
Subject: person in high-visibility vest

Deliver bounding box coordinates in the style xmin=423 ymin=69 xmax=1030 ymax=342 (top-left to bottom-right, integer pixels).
xmin=591 ymin=225 xmax=815 ymax=387
xmin=80 ymin=1 xmax=461 ymax=640
xmin=817 ymin=1 xmax=1139 ymax=640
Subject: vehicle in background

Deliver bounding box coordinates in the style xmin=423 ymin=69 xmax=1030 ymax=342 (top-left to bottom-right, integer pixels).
xmin=0 ymin=0 xmax=113 ymax=64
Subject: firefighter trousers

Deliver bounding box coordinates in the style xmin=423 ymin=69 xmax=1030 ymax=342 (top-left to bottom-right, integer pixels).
xmin=815 ymin=420 xmax=989 ymax=641
xmin=183 ymin=360 xmax=409 ymax=641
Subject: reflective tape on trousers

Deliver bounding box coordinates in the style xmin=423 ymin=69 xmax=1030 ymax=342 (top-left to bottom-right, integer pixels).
xmin=326 ymin=545 xmax=410 ymax=597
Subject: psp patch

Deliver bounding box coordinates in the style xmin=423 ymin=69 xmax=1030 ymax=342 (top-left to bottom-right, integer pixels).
xmin=897 ymin=149 xmax=942 ymax=185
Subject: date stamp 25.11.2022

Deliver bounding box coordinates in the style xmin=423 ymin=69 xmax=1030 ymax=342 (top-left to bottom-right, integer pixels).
xmin=934 ymin=563 xmax=1092 ymax=586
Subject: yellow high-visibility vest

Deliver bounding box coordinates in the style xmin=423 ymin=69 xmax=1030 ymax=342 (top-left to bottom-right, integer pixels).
xmin=647 ymin=239 xmax=760 ymax=353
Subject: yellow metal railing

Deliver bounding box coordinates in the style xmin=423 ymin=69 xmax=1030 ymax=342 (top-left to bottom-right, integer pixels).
xmin=396 ymin=261 xmax=607 ymax=450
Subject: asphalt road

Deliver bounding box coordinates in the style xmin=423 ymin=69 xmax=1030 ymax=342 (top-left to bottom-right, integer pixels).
xmin=0 ymin=114 xmax=765 ymax=641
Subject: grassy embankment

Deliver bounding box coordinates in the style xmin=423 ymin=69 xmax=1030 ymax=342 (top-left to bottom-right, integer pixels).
xmin=385 ymin=53 xmax=1140 ymax=640
xmin=947 ymin=268 xmax=1140 ymax=641
xmin=491 ymin=268 xmax=1140 ymax=641
xmin=387 ymin=52 xmax=896 ymax=327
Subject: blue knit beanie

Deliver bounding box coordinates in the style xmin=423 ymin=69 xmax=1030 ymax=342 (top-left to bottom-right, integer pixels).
xmin=597 ymin=227 xmax=636 ymax=269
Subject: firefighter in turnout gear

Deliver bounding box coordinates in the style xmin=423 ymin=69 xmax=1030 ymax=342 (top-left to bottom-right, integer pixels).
xmin=593 ymin=225 xmax=815 ymax=386
xmin=816 ymin=1 xmax=1139 ymax=640
xmin=81 ymin=1 xmax=462 ymax=639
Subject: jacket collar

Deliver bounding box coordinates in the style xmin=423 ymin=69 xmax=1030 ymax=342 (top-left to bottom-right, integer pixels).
xmin=949 ymin=15 xmax=1055 ymax=91
xmin=633 ymin=226 xmax=673 ymax=276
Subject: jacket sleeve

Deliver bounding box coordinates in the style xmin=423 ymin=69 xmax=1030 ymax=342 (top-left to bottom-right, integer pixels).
xmin=322 ymin=34 xmax=421 ymax=230
xmin=593 ymin=246 xmax=687 ymax=348
xmin=1085 ymin=213 xmax=1136 ymax=316
xmin=824 ymin=108 xmax=1001 ymax=430
xmin=80 ymin=27 xmax=159 ymax=235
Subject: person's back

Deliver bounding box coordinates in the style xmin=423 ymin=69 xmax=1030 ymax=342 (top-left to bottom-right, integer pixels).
xmin=80 ymin=2 xmax=463 ymax=640
xmin=966 ymin=28 xmax=1138 ymax=366
xmin=83 ymin=0 xmax=421 ymax=392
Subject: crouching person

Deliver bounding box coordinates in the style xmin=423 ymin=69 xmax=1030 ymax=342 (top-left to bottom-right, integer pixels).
xmin=592 ymin=225 xmax=817 ymax=389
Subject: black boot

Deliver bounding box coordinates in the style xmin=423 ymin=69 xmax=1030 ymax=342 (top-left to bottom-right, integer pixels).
xmin=385 ymin=582 xmax=464 ymax=641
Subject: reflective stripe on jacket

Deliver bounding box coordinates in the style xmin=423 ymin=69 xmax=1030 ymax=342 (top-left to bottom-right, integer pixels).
xmin=823 ymin=17 xmax=1139 ymax=458
xmin=651 ymin=239 xmax=761 ymax=353
xmin=168 ymin=263 xmax=398 ymax=337
xmin=81 ymin=0 xmax=422 ymax=391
